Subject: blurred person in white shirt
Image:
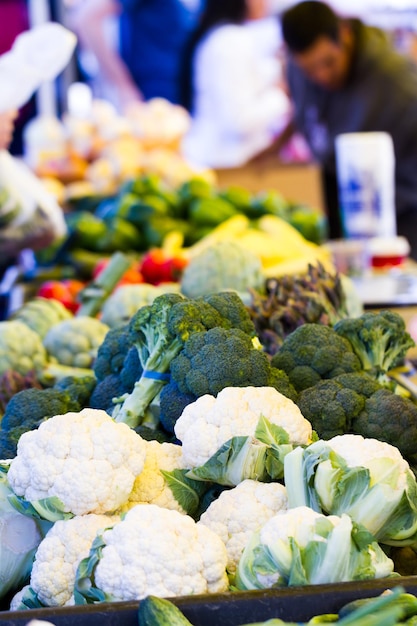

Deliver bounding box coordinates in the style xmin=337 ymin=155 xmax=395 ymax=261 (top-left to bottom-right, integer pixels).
xmin=180 ymin=0 xmax=296 ymax=168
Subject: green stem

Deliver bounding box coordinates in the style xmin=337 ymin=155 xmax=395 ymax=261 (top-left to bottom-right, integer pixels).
xmin=76 ymin=252 xmax=132 ymax=317
xmin=112 ymin=375 xmax=166 ymax=428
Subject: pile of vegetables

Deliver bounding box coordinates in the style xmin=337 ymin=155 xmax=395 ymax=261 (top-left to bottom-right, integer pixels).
xmin=35 ymin=173 xmax=329 ymax=282
xmin=2 ymin=246 xmax=417 ymax=617
xmin=0 ymin=270 xmax=416 ymax=615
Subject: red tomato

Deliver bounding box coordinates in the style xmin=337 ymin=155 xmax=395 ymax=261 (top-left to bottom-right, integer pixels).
xmin=140 ymin=249 xmax=188 ymax=285
xmin=37 ymin=280 xmax=77 ymax=312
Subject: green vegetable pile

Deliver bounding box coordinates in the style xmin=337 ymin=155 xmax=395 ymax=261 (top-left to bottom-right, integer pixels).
xmin=39 ymin=173 xmax=327 ymax=275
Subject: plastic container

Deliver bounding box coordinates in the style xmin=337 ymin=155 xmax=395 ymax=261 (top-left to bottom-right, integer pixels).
xmin=367 ymin=236 xmax=410 ymax=269
xmin=335 ymin=132 xmax=397 ymax=239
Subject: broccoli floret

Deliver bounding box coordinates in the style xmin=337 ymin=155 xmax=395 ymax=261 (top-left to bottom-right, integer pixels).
xmin=90 ymin=347 xmax=142 ymax=413
xmin=54 ymin=374 xmax=97 ymax=407
xmin=170 ymin=326 xmax=297 ymax=400
xmin=297 ymin=371 xmax=417 ymax=468
xmin=271 ymin=323 xmax=362 ymax=392
xmin=119 ymin=346 xmax=143 ymax=390
xmin=353 ymin=388 xmax=417 ymax=466
xmin=159 ymin=380 xmax=197 ymax=434
xmin=89 ymin=374 xmax=128 ymax=414
xmin=334 ymin=310 xmax=415 ymax=379
xmin=112 ymin=292 xmax=240 ymax=428
xmin=0 ymin=386 xmax=82 ymax=459
xmin=200 ymin=291 xmax=256 ymax=337
xmin=297 ymin=372 xmax=382 ymax=439
xmin=93 ymin=324 xmax=131 ymax=381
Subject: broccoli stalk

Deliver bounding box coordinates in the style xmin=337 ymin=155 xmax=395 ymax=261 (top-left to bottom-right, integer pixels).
xmin=334 ymin=310 xmax=415 ymax=380
xmin=76 ymin=252 xmax=132 ymax=317
xmin=112 ymin=291 xmax=258 ymax=429
xmin=112 ymin=293 xmax=186 ymax=428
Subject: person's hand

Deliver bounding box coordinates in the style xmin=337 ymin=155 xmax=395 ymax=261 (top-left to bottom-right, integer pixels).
xmin=0 ymin=110 xmax=18 ymax=150
xmin=117 ymin=81 xmax=144 ymax=113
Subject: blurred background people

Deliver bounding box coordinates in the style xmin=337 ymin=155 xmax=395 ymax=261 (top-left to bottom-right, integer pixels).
xmin=180 ymin=0 xmax=294 ymax=169
xmin=71 ymin=0 xmax=204 ymax=110
xmin=256 ymin=0 xmax=417 ymax=256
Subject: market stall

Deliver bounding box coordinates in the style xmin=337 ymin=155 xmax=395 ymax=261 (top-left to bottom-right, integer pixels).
xmin=2 ymin=2 xmax=417 ymax=625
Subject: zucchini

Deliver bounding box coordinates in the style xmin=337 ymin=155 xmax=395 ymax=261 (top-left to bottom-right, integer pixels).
xmin=138 ymin=595 xmax=193 ymax=626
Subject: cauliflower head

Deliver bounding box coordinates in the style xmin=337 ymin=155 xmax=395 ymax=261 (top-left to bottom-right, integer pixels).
xmin=43 ymin=317 xmax=110 ymax=368
xmin=7 ymin=408 xmax=146 ymax=516
xmin=121 ymin=440 xmax=188 ymax=513
xmin=101 ymin=283 xmax=171 ymax=328
xmin=175 ymin=386 xmax=312 ymax=468
xmin=284 ymin=433 xmax=417 ymax=545
xmin=12 ymin=297 xmax=73 ymax=339
xmin=91 ymin=504 xmax=229 ymax=600
xmin=236 ymin=506 xmax=394 ymax=590
xmin=0 ymin=320 xmax=47 ymax=376
xmin=180 ymin=240 xmax=264 ymax=299
xmin=30 ymin=514 xmax=119 ymax=607
xmin=199 ymin=479 xmax=288 ymax=576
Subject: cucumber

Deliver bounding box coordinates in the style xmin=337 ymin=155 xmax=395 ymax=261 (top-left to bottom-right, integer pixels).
xmin=138 ymin=595 xmax=193 ymax=626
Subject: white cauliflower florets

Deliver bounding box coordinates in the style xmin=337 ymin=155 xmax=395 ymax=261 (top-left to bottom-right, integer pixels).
xmin=199 ymin=479 xmax=288 ymax=575
xmin=7 ymin=409 xmax=147 ymax=516
xmin=327 ymin=434 xmax=409 ymax=474
xmin=121 ymin=440 xmax=188 ymax=513
xmin=30 ymin=514 xmax=119 ymax=607
xmin=175 ymin=386 xmax=312 ymax=468
xmin=93 ymin=504 xmax=229 ymax=600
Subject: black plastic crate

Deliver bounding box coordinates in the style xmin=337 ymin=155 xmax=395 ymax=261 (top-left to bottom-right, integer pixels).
xmin=2 ymin=577 xmax=417 ymax=626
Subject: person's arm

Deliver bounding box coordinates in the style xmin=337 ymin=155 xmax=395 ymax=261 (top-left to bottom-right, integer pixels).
xmin=0 ymin=110 xmax=17 ymax=150
xmin=70 ymin=0 xmax=142 ymax=109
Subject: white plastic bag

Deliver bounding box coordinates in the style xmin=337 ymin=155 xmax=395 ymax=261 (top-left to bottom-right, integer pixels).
xmin=0 ymin=22 xmax=77 ymax=113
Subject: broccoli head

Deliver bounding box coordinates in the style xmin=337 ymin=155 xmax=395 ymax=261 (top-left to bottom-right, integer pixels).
xmin=93 ymin=324 xmax=131 ymax=381
xmin=334 ymin=310 xmax=415 ymax=379
xmin=0 ymin=386 xmax=83 ymax=459
xmin=170 ymin=326 xmax=297 ymax=400
xmin=112 ymin=292 xmax=252 ymax=428
xmin=353 ymin=388 xmax=417 ymax=467
xmin=271 ymin=323 xmax=362 ymax=392
xmin=159 ymin=380 xmax=197 ymax=435
xmin=297 ymin=371 xmax=417 ymax=468
xmin=200 ymin=291 xmax=256 ymax=337
xmin=54 ymin=374 xmax=97 ymax=407
xmin=297 ymin=372 xmax=382 ymax=439
xmin=90 ymin=346 xmax=142 ymax=414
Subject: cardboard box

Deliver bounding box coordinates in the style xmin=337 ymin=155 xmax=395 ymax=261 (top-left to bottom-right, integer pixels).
xmin=215 ymin=162 xmax=325 ymax=213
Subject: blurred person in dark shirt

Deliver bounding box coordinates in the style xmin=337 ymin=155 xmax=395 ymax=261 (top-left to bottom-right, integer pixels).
xmin=254 ymin=1 xmax=417 ymax=257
